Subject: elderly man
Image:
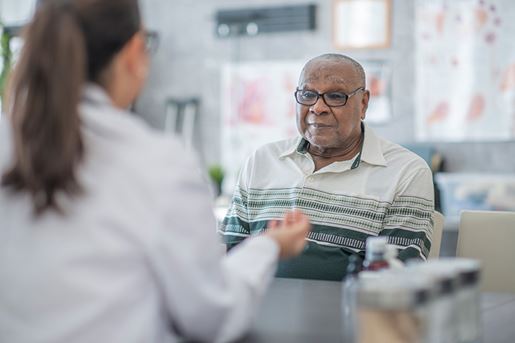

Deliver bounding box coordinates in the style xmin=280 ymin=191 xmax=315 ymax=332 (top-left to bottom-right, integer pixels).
xmin=219 ymin=54 xmax=434 ymax=280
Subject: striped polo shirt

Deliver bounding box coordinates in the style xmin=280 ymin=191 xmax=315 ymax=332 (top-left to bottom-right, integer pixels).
xmin=219 ymin=124 xmax=434 ymax=280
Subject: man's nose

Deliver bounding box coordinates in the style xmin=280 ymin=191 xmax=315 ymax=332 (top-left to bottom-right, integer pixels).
xmin=309 ymin=96 xmax=330 ymax=115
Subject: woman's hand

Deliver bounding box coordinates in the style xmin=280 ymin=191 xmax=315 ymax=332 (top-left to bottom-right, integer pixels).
xmin=264 ymin=210 xmax=311 ymax=259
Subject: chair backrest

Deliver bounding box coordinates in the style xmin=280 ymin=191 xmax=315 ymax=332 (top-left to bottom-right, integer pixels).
xmin=429 ymin=211 xmax=444 ymax=259
xmin=457 ymin=210 xmax=515 ymax=292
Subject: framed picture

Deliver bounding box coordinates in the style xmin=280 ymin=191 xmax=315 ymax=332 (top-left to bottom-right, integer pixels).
xmin=333 ymin=0 xmax=392 ymax=50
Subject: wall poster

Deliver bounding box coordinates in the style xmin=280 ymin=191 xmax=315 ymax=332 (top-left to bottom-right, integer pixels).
xmin=221 ymin=62 xmax=302 ymax=194
xmin=415 ymin=0 xmax=515 ymax=141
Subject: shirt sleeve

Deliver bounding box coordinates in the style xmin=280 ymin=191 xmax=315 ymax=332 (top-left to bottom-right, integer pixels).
xmin=147 ymin=149 xmax=279 ymax=343
xmin=218 ymin=155 xmax=252 ymax=246
xmin=380 ymin=166 xmax=435 ymax=261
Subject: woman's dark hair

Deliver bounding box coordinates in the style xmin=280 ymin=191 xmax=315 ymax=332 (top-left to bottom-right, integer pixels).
xmin=1 ymin=0 xmax=141 ymax=214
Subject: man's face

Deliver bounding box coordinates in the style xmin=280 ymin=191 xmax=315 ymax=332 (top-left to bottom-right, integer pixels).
xmin=296 ymin=60 xmax=369 ymax=150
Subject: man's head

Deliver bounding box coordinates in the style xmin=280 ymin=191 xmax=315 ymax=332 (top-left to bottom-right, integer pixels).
xmin=295 ymin=54 xmax=370 ymax=152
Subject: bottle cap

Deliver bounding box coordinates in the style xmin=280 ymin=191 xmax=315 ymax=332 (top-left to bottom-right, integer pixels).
xmin=366 ymin=237 xmax=388 ymax=254
xmin=406 ymin=260 xmax=457 ymax=296
xmin=428 ymin=258 xmax=481 ymax=287
xmin=358 ymin=271 xmax=433 ymax=309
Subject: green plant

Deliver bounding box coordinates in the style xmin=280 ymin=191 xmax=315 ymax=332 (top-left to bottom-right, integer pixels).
xmin=208 ymin=165 xmax=225 ymax=196
xmin=0 ymin=22 xmax=13 ymax=107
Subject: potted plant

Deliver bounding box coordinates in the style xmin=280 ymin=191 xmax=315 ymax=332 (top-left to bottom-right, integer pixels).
xmin=208 ymin=165 xmax=225 ymax=197
xmin=0 ymin=22 xmax=13 ymax=110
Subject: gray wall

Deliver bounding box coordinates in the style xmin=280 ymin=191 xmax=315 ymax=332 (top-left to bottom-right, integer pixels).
xmin=137 ymin=0 xmax=515 ymax=173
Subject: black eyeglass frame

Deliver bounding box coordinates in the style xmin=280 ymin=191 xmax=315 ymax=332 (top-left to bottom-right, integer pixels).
xmin=294 ymin=86 xmax=365 ymax=107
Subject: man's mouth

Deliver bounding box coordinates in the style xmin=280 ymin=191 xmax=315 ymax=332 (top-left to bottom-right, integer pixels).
xmin=307 ymin=123 xmax=334 ymax=128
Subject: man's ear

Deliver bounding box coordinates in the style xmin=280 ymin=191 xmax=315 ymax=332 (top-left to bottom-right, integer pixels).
xmin=361 ymin=89 xmax=370 ymax=120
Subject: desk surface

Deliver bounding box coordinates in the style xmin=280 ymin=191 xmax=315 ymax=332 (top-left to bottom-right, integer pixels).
xmin=241 ymin=278 xmax=515 ymax=343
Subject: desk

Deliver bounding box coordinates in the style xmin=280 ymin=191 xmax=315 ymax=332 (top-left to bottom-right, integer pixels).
xmin=241 ymin=278 xmax=515 ymax=343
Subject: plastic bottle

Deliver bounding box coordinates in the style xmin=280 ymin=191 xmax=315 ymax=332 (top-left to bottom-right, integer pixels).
xmin=362 ymin=237 xmax=389 ymax=271
xmin=341 ymin=254 xmax=362 ymax=343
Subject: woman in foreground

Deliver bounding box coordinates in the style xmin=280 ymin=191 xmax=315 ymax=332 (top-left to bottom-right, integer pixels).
xmin=0 ymin=1 xmax=310 ymax=342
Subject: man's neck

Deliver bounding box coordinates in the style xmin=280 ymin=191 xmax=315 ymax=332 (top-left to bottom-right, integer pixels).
xmin=308 ymin=133 xmax=363 ymax=172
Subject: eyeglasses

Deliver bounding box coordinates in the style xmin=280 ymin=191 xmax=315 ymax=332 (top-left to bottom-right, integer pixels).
xmin=294 ymin=87 xmax=365 ymax=107
xmin=143 ymin=30 xmax=159 ymax=54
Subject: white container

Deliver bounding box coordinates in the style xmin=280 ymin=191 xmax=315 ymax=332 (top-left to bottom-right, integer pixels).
xmin=416 ymin=258 xmax=482 ymax=343
xmin=356 ymin=271 xmax=433 ymax=343
xmin=406 ymin=261 xmax=459 ymax=343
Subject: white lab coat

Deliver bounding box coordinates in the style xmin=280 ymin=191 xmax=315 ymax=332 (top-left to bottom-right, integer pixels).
xmin=0 ymin=84 xmax=279 ymax=343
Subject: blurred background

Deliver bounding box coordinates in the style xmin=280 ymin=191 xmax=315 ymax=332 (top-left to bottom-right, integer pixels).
xmin=2 ymin=0 xmax=515 ymax=253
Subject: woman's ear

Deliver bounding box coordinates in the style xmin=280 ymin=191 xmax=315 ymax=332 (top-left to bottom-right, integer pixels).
xmin=121 ymin=32 xmax=148 ymax=78
xmin=101 ymin=32 xmax=149 ymax=109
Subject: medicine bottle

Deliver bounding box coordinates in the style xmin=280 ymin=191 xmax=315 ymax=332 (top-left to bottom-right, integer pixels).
xmin=362 ymin=237 xmax=389 ymax=271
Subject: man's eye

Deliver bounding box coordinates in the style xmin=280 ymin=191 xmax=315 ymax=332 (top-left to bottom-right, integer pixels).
xmin=326 ymin=92 xmax=346 ymax=100
xmin=301 ymin=91 xmax=317 ymax=99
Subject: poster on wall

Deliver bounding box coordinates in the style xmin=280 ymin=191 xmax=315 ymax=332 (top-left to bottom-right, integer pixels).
xmin=415 ymin=0 xmax=515 ymax=141
xmin=362 ymin=61 xmax=392 ymax=124
xmin=221 ymin=62 xmax=302 ymax=194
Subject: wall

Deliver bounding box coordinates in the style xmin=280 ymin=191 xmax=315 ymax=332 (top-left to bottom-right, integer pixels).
xmin=138 ymin=0 xmax=515 ymax=172
xmin=0 ymin=0 xmax=35 ymax=25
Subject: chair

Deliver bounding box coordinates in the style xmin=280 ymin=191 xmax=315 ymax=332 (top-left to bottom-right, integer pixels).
xmin=457 ymin=210 xmax=515 ymax=292
xmin=428 ymin=211 xmax=444 ymax=259
xmin=403 ymin=144 xmax=444 ymax=213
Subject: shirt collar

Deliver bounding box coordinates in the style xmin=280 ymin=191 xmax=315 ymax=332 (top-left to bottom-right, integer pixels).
xmin=279 ymin=137 xmax=305 ymax=159
xmin=82 ymin=83 xmax=114 ymax=107
xmin=278 ymin=123 xmax=387 ymax=168
xmin=360 ymin=124 xmax=387 ymax=167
